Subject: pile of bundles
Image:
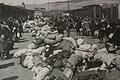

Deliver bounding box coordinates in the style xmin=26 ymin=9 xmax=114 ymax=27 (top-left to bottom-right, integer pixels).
xmin=14 ymin=31 xmax=120 ymax=80
xmin=23 ymin=20 xmax=35 ymax=33
xmin=23 ymin=19 xmax=46 ymax=34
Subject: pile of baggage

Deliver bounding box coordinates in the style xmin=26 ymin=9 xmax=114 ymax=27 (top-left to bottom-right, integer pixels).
xmin=14 ymin=18 xmax=120 ymax=80
xmin=14 ymin=34 xmax=120 ymax=80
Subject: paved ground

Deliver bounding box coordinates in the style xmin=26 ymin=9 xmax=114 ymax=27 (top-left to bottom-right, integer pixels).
xmin=0 ymin=31 xmax=101 ymax=80
xmin=0 ymin=33 xmax=34 ymax=80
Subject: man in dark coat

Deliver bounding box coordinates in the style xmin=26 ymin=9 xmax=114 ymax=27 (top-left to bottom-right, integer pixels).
xmin=110 ymin=25 xmax=120 ymax=46
xmin=0 ymin=21 xmax=14 ymax=58
xmin=66 ymin=17 xmax=73 ymax=37
xmin=55 ymin=17 xmax=65 ymax=34
xmin=75 ymin=17 xmax=82 ymax=35
xmin=89 ymin=19 xmax=96 ymax=36
xmin=0 ymin=34 xmax=9 ymax=60
xmin=98 ymin=19 xmax=107 ymax=43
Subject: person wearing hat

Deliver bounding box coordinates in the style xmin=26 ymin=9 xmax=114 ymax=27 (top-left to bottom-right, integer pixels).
xmin=0 ymin=34 xmax=8 ymax=60
xmin=66 ymin=17 xmax=73 ymax=37
xmin=98 ymin=19 xmax=107 ymax=43
xmin=55 ymin=17 xmax=65 ymax=34
xmin=106 ymin=25 xmax=120 ymax=55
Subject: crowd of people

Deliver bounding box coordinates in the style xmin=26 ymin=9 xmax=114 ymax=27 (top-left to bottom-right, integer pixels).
xmin=0 ymin=17 xmax=26 ymax=60
xmin=12 ymin=15 xmax=120 ymax=80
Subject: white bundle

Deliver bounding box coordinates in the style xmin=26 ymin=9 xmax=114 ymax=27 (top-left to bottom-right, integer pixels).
xmin=56 ymin=34 xmax=63 ymax=41
xmin=35 ymin=66 xmax=51 ymax=80
xmin=47 ymin=35 xmax=56 ymax=39
xmin=109 ymin=33 xmax=113 ymax=39
xmin=63 ymin=37 xmax=77 ymax=48
xmin=14 ymin=49 xmax=27 ymax=58
xmin=78 ymin=44 xmax=91 ymax=51
xmin=53 ymin=50 xmax=62 ymax=55
xmin=33 ymin=55 xmax=46 ymax=66
xmin=32 ymin=46 xmax=47 ymax=56
xmin=22 ymin=52 xmax=34 ymax=69
xmin=77 ymin=38 xmax=84 ymax=46
xmin=44 ymin=34 xmax=63 ymax=45
xmin=23 ymin=21 xmax=29 ymax=30
xmin=41 ymin=25 xmax=51 ymax=32
xmin=32 ymin=66 xmax=43 ymax=80
xmin=63 ymin=68 xmax=73 ymax=79
xmin=79 ymin=28 xmax=84 ymax=32
xmin=44 ymin=39 xmax=57 ymax=45
xmin=89 ymin=44 xmax=98 ymax=53
xmin=94 ymin=52 xmax=116 ymax=66
xmin=91 ymin=44 xmax=98 ymax=50
xmin=74 ymin=50 xmax=82 ymax=57
xmin=31 ymin=30 xmax=37 ymax=36
xmin=75 ymin=50 xmax=89 ymax=59
xmin=46 ymin=33 xmax=57 ymax=39
xmin=94 ymin=30 xmax=99 ymax=36
xmin=75 ymin=44 xmax=97 ymax=59
xmin=97 ymin=48 xmax=108 ymax=54
xmin=88 ymin=67 xmax=106 ymax=71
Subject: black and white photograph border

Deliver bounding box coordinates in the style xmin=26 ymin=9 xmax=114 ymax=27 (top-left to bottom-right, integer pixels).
xmin=0 ymin=0 xmax=120 ymax=80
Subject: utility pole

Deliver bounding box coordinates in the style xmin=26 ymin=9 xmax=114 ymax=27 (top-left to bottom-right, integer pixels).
xmin=48 ymin=0 xmax=50 ymax=11
xmin=68 ymin=0 xmax=70 ymax=11
xmin=35 ymin=0 xmax=36 ymax=9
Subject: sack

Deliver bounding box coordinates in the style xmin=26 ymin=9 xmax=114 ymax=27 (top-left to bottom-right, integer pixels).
xmin=44 ymin=39 xmax=58 ymax=45
xmin=94 ymin=30 xmax=99 ymax=36
xmin=17 ymin=32 xmax=20 ymax=38
xmin=109 ymin=33 xmax=113 ymax=39
xmin=20 ymin=53 xmax=27 ymax=66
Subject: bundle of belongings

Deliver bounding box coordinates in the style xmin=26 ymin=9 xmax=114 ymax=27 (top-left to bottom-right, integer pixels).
xmin=33 ymin=24 xmax=64 ymax=47
xmin=23 ymin=20 xmax=35 ymax=33
xmin=23 ymin=19 xmax=46 ymax=33
xmin=14 ymin=29 xmax=120 ymax=80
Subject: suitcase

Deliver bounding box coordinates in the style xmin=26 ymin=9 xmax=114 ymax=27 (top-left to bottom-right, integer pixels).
xmin=72 ymin=69 xmax=120 ymax=80
xmin=72 ymin=69 xmax=106 ymax=80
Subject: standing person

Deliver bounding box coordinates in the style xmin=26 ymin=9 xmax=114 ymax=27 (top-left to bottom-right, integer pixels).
xmin=55 ymin=17 xmax=65 ymax=34
xmin=6 ymin=17 xmax=14 ymax=32
xmin=18 ymin=18 xmax=23 ymax=37
xmin=89 ymin=19 xmax=96 ymax=36
xmin=66 ymin=17 xmax=73 ymax=37
xmin=75 ymin=17 xmax=82 ymax=35
xmin=13 ymin=19 xmax=20 ymax=41
xmin=110 ymin=25 xmax=120 ymax=46
xmin=0 ymin=34 xmax=7 ymax=60
xmin=98 ymin=19 xmax=107 ymax=43
xmin=0 ymin=21 xmax=13 ymax=59
xmin=85 ymin=19 xmax=91 ymax=36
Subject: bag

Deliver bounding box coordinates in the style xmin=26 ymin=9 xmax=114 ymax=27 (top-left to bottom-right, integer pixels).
xmin=17 ymin=32 xmax=20 ymax=38
xmin=109 ymin=33 xmax=113 ymax=39
xmin=20 ymin=53 xmax=27 ymax=67
xmin=72 ymin=69 xmax=106 ymax=80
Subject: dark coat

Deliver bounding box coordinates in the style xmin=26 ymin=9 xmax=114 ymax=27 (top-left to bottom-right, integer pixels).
xmin=0 ymin=38 xmax=8 ymax=50
xmin=56 ymin=19 xmax=65 ymax=30
xmin=111 ymin=26 xmax=120 ymax=46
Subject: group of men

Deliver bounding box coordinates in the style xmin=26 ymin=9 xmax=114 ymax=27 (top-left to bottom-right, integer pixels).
xmin=0 ymin=17 xmax=25 ymax=60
